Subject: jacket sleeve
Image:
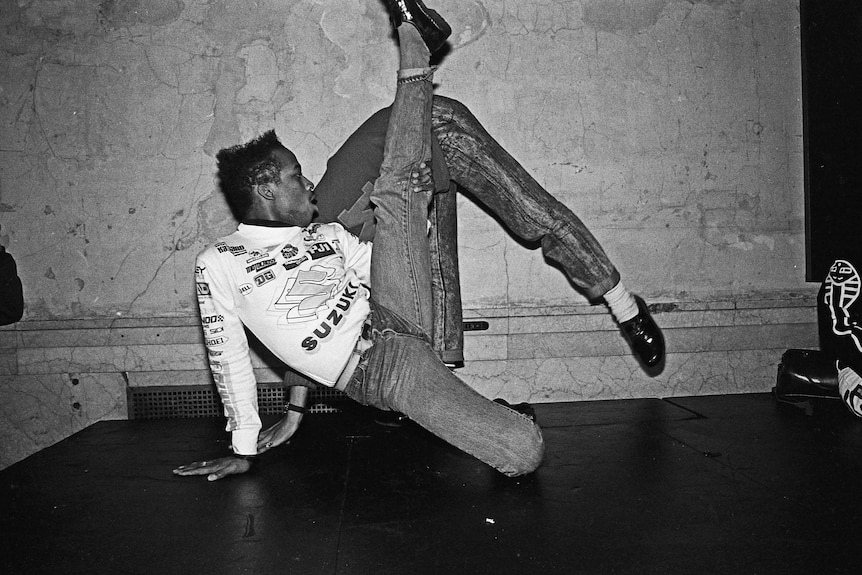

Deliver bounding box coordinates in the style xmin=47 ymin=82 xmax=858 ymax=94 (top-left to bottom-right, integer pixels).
xmin=196 ymin=252 xmax=261 ymax=455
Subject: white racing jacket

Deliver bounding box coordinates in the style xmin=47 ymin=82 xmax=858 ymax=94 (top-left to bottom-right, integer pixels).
xmin=195 ymin=221 xmax=372 ymax=454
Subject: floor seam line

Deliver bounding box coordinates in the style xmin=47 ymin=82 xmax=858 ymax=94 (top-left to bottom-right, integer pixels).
xmin=662 ymin=397 xmax=708 ymax=419
xmin=332 ymin=438 xmax=354 ymax=575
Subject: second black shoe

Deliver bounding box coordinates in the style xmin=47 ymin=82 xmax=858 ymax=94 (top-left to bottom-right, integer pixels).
xmin=774 ymin=348 xmax=839 ymax=403
xmin=620 ymin=295 xmax=665 ymax=373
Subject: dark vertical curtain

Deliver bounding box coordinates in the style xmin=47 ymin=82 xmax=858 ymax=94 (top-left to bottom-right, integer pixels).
xmin=802 ymin=0 xmax=862 ymax=281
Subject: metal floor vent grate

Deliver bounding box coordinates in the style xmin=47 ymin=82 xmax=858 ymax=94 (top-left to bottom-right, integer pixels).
xmin=129 ymin=384 xmax=348 ymax=420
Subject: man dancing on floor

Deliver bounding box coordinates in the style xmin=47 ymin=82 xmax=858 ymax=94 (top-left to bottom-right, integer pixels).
xmin=175 ymin=0 xmax=662 ymax=481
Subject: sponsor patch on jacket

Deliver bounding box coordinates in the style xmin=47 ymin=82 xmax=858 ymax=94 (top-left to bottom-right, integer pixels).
xmin=215 ymin=242 xmax=247 ymax=256
xmin=283 ymin=255 xmax=309 ymax=271
xmin=302 ymin=224 xmax=322 ymax=242
xmin=246 ymin=258 xmax=276 ymax=273
xmin=246 ymin=249 xmax=270 ymax=264
xmin=281 ymin=244 xmax=298 ymax=259
xmin=254 ymin=269 xmax=276 ymax=286
xmin=307 ymin=242 xmax=336 ymax=260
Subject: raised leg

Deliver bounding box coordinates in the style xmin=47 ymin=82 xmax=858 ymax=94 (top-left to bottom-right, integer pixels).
xmin=431 ymin=96 xmax=619 ymax=300
xmin=367 ymin=49 xmax=437 ymax=334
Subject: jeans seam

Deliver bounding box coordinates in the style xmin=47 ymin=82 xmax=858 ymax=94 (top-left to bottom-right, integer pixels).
xmin=400 ymin=177 xmax=427 ymax=335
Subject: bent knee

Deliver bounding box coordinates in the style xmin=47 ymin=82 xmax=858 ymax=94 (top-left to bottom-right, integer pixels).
xmin=433 ymin=95 xmax=478 ymax=126
xmin=504 ymin=427 xmax=545 ymax=477
xmin=434 ymin=94 xmax=467 ymax=115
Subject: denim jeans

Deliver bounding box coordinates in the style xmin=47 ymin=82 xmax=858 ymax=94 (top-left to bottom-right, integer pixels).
xmin=316 ymin=95 xmax=621 ymax=366
xmin=344 ymin=300 xmax=544 ymax=477
xmin=344 ymin=69 xmax=544 ymax=476
xmin=431 ymin=96 xmax=620 ymax=301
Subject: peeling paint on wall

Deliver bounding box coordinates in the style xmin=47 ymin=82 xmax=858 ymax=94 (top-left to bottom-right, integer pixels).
xmin=582 ymin=0 xmax=671 ymax=34
xmin=0 ymin=0 xmax=805 ymax=319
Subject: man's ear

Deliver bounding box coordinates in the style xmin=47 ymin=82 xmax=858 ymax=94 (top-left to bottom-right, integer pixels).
xmin=255 ymin=183 xmax=276 ymax=201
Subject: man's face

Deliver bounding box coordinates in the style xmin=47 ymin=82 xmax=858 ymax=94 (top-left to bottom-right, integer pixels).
xmin=268 ymin=148 xmax=317 ymax=226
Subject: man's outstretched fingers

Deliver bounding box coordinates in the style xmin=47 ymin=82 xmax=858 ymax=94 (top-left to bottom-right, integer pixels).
xmin=173 ymin=456 xmax=251 ymax=480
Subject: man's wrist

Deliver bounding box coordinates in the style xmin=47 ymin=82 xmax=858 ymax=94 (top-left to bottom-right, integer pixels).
xmin=284 ymin=402 xmax=308 ymax=415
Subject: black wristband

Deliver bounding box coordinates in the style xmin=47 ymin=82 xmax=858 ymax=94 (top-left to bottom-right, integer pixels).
xmin=284 ymin=403 xmax=308 ymax=415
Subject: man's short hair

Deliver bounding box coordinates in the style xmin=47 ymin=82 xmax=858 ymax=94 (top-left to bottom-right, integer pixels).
xmin=216 ymin=130 xmax=286 ymax=219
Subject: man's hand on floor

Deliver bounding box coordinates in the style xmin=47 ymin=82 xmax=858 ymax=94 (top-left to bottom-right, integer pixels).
xmin=172 ymin=456 xmax=253 ymax=481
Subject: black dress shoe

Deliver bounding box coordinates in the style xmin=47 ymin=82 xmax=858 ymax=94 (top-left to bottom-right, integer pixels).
xmin=620 ymin=296 xmax=665 ymax=371
xmin=385 ymin=0 xmax=452 ymax=54
xmin=774 ymin=348 xmax=839 ymax=403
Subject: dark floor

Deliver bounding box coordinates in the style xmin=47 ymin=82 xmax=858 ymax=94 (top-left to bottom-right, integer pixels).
xmin=2 ymin=393 xmax=862 ymax=575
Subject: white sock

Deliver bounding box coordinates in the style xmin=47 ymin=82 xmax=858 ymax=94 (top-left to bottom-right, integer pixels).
xmin=604 ymin=281 xmax=639 ymax=324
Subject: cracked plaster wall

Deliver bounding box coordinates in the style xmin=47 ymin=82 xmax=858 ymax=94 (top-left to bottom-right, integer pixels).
xmin=0 ymin=0 xmax=805 ymax=320
xmin=0 ymin=0 xmax=807 ymax=468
